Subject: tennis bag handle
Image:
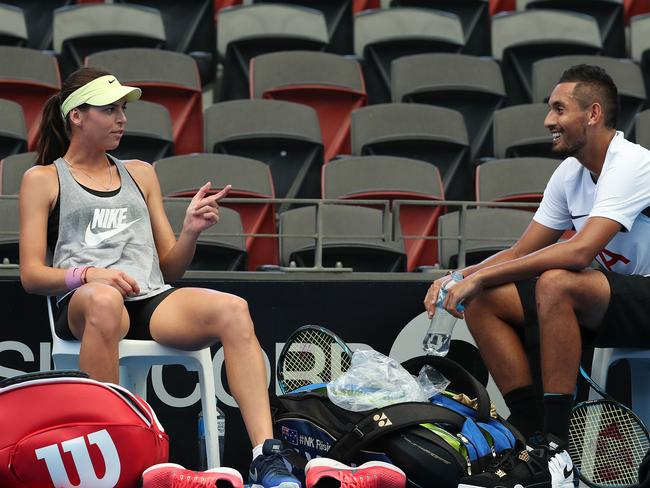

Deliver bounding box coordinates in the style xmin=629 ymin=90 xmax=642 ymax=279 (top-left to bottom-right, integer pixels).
xmin=401 ymin=355 xmax=492 ymax=423
xmin=327 ymin=401 xmax=466 ymax=463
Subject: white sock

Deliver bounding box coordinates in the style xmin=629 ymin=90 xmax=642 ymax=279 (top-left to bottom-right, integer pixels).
xmin=252 ymin=443 xmax=264 ymax=460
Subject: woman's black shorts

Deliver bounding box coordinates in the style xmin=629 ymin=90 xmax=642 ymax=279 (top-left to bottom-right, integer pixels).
xmin=54 ymin=288 xmax=178 ymax=340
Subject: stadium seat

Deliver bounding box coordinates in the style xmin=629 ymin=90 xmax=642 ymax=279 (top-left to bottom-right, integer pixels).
xmin=490 ymin=0 xmax=515 ymax=15
xmin=0 ymin=99 xmax=28 ymax=160
xmin=532 ymin=55 xmax=646 ymax=139
xmin=279 ymin=204 xmax=407 ymax=272
xmin=109 ymin=100 xmax=174 ymax=163
xmin=636 ymin=109 xmax=650 ymax=150
xmin=631 ymin=14 xmax=650 ymax=98
xmin=0 ymin=3 xmax=28 ymax=46
xmin=354 ymin=7 xmax=464 ymax=103
xmin=163 ymin=198 xmax=247 ymax=271
xmin=217 ymin=4 xmax=329 ymax=101
xmin=625 ymin=0 xmax=650 ymax=23
xmin=389 ymin=0 xmax=491 ymax=56
xmin=214 ymin=0 xmax=242 ymax=16
xmin=0 ymin=46 xmax=61 ymax=151
xmin=392 ymin=53 xmax=505 ymax=159
xmin=253 ymin=0 xmax=353 ymax=54
xmin=438 ymin=207 xmax=533 ymax=269
xmin=251 ymin=51 xmax=367 ymax=163
xmin=53 ymin=4 xmax=166 ymax=77
xmin=354 ymin=0 xmax=380 ymax=14
xmin=0 ymin=151 xmax=36 ymax=195
xmin=2 ymin=0 xmax=72 ymax=49
xmin=493 ymin=103 xmax=553 ymax=159
xmin=492 ymin=10 xmax=602 ymax=105
xmin=322 ymin=156 xmax=445 ymax=271
xmin=0 ymin=195 xmax=19 ymax=264
xmin=351 ymin=103 xmax=471 ymax=199
xmin=475 ymin=157 xmax=561 ymax=205
xmin=154 ymin=154 xmax=278 ymax=270
xmin=87 ymin=48 xmax=203 ymax=155
xmin=204 ymin=100 xmax=324 ymax=207
xmin=522 ymin=0 xmax=625 ymax=57
xmin=45 ymin=296 xmax=223 ymax=469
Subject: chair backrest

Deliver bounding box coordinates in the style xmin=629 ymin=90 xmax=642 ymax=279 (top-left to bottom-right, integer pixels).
xmin=204 ymin=99 xmax=323 ymax=203
xmin=323 ymin=155 xmax=444 ymax=270
xmin=391 ymin=53 xmax=505 ymax=159
xmin=0 ymin=46 xmax=60 ymax=151
xmin=0 ymin=195 xmax=20 ymax=264
xmin=532 ymin=55 xmax=646 ymax=137
xmin=438 ymin=207 xmax=533 ymax=268
xmin=251 ymin=51 xmax=366 ymax=162
xmin=631 ymin=13 xmax=650 ymax=64
xmin=493 ymin=103 xmax=552 ymax=159
xmin=636 ymin=109 xmax=650 ymax=151
xmin=351 ymin=103 xmax=470 ymax=199
xmin=0 ymin=99 xmax=28 ymax=160
xmin=154 ymin=153 xmax=278 ymax=269
xmin=279 ymin=204 xmax=407 ymax=271
xmin=0 ymin=151 xmax=36 ymax=195
xmin=110 ymin=100 xmax=173 ymax=163
xmin=0 ymin=3 xmax=28 ymax=46
xmin=163 ymin=198 xmax=247 ymax=271
xmin=476 ymin=157 xmax=561 ymax=202
xmin=87 ymin=48 xmax=202 ymax=155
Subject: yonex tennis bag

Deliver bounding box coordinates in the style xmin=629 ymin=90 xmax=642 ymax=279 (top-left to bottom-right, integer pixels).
xmin=272 ymin=356 xmax=524 ymax=488
xmin=0 ymin=370 xmax=169 ymax=488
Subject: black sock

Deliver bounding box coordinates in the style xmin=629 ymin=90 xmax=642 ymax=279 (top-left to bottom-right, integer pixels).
xmin=504 ymin=385 xmax=543 ymax=440
xmin=542 ymin=393 xmax=574 ymax=446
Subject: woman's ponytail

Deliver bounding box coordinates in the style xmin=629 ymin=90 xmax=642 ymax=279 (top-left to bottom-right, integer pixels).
xmin=36 ymin=93 xmax=69 ymax=165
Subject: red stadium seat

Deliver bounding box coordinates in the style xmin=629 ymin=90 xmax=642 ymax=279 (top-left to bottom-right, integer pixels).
xmin=251 ymin=51 xmax=367 ymax=162
xmin=0 ymin=46 xmax=60 ymax=151
xmin=86 ymin=48 xmax=203 ymax=155
xmin=214 ymin=0 xmax=242 ymax=18
xmin=625 ymin=0 xmax=650 ymax=23
xmin=489 ymin=0 xmax=515 ymax=15
xmin=353 ymin=0 xmax=380 ymax=14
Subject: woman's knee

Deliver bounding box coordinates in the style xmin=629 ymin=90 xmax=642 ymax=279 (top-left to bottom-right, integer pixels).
xmin=73 ymin=285 xmax=126 ymax=338
xmin=206 ymin=294 xmax=254 ymax=340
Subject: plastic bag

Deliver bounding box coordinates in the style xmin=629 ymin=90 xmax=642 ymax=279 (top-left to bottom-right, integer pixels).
xmin=327 ymin=349 xmax=449 ymax=412
xmin=417 ymin=364 xmax=451 ymax=400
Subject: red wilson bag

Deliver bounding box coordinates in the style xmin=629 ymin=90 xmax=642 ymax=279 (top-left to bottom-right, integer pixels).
xmin=0 ymin=370 xmax=169 ymax=488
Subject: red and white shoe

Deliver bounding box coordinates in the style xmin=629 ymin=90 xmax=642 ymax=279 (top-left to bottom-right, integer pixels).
xmin=142 ymin=462 xmax=244 ymax=488
xmin=305 ymin=458 xmax=406 ymax=488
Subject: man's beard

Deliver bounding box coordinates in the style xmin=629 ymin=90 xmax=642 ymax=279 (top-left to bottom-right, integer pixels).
xmin=551 ymin=130 xmax=587 ymax=159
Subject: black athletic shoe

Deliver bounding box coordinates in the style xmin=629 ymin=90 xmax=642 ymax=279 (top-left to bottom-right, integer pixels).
xmin=457 ymin=448 xmax=551 ymax=488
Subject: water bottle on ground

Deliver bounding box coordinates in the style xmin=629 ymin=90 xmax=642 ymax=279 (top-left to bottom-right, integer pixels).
xmin=423 ymin=271 xmax=464 ymax=356
xmin=197 ymin=405 xmax=226 ymax=470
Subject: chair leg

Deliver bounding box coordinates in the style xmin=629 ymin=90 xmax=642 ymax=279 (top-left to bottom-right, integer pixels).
xmin=197 ymin=349 xmax=221 ymax=469
xmin=122 ymin=364 xmax=150 ymax=400
xmin=629 ymin=359 xmax=650 ymax=427
xmin=589 ymin=347 xmax=614 ymax=401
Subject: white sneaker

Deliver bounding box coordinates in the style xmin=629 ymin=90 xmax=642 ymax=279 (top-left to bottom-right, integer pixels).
xmin=547 ymin=438 xmax=574 ymax=488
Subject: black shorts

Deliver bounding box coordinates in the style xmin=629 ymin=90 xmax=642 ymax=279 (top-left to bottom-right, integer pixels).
xmin=515 ymin=270 xmax=650 ymax=347
xmin=54 ymin=288 xmax=178 ymax=341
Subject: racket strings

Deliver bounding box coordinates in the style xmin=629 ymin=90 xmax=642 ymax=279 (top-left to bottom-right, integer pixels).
xmin=281 ymin=330 xmax=352 ymax=392
xmin=569 ymin=401 xmax=649 ymax=486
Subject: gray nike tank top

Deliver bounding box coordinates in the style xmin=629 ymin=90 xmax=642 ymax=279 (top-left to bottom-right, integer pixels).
xmin=53 ymin=156 xmax=171 ymax=301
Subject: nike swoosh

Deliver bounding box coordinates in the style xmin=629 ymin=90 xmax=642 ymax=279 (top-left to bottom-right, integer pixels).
xmin=563 ymin=466 xmax=573 ymax=479
xmin=84 ymin=218 xmax=141 ymax=246
xmin=250 ymin=468 xmax=258 ymax=481
xmin=570 ymin=214 xmax=588 ymax=219
xmin=108 ymin=79 xmax=116 ymax=83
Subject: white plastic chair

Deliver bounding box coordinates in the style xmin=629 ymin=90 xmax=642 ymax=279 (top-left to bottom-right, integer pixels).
xmin=590 ymin=347 xmax=650 ymax=426
xmin=46 ymin=296 xmax=221 ymax=468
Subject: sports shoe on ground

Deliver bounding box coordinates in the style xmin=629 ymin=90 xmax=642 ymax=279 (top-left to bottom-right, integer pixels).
xmin=142 ymin=462 xmax=244 ymax=488
xmin=249 ymin=439 xmax=302 ymax=488
xmin=457 ymin=434 xmax=573 ymax=488
xmin=305 ymin=458 xmax=406 ymax=488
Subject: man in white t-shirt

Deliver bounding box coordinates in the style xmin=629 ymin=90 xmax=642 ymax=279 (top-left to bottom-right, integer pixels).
xmin=424 ymin=65 xmax=650 ymax=488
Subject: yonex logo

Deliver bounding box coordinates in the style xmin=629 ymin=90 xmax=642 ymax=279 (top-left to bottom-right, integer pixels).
xmin=373 ymin=413 xmax=392 ymax=427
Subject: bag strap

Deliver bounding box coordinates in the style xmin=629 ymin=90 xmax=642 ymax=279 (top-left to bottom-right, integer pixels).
xmin=328 ymin=401 xmax=467 ymax=463
xmin=401 ymin=356 xmax=492 ymax=423
xmin=0 ymin=370 xmax=88 ymax=389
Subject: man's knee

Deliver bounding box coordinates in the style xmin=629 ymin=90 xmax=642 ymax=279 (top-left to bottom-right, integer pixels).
xmin=465 ymin=283 xmax=519 ymax=325
xmin=535 ymin=269 xmax=576 ymax=305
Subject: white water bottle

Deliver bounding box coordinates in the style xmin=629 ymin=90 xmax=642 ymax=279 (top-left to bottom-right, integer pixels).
xmin=423 ymin=271 xmax=464 ymax=356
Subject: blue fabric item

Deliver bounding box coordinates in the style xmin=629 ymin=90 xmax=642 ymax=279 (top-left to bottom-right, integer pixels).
xmin=249 ymin=440 xmax=302 ymax=488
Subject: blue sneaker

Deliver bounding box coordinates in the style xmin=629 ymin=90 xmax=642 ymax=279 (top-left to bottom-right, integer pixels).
xmin=249 ymin=439 xmax=302 ymax=488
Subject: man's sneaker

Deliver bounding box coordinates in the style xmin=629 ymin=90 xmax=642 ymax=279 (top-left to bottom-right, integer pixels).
xmin=249 ymin=439 xmax=302 ymax=488
xmin=142 ymin=462 xmax=244 ymax=488
xmin=457 ymin=448 xmax=551 ymax=488
xmin=305 ymin=458 xmax=406 ymax=488
xmin=545 ymin=435 xmax=573 ymax=488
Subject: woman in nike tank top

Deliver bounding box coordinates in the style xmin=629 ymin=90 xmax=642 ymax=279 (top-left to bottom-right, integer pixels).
xmin=18 ymin=67 xmax=301 ymax=488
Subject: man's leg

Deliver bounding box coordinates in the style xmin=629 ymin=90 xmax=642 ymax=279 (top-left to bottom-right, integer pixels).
xmin=464 ymin=282 xmax=542 ymax=437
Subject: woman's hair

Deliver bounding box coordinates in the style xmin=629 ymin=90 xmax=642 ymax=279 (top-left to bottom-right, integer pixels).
xmin=36 ymin=66 xmax=112 ymax=165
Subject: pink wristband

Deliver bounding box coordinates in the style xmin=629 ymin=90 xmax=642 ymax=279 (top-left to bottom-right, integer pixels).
xmin=65 ymin=266 xmax=88 ymax=290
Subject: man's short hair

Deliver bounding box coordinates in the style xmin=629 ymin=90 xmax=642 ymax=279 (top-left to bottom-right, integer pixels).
xmin=558 ymin=64 xmax=618 ymax=129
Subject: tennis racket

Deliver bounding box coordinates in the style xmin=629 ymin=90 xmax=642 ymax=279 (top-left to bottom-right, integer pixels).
xmin=277 ymin=325 xmax=353 ymax=394
xmin=568 ymin=366 xmax=650 ymax=488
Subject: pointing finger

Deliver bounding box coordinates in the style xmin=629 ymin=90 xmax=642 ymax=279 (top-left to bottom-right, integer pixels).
xmin=193 ymin=182 xmax=212 ymax=201
xmin=211 ymin=184 xmax=232 ymax=202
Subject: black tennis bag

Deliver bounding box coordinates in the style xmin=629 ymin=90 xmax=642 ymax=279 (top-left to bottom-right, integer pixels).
xmin=272 ymin=356 xmax=525 ymax=488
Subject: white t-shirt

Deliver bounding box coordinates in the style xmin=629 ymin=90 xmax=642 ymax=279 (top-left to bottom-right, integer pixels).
xmin=534 ymin=131 xmax=650 ymax=276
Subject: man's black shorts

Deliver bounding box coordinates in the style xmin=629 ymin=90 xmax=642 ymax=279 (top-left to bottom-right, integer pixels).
xmin=54 ymin=288 xmax=178 ymax=341
xmin=514 ymin=270 xmax=650 ymax=347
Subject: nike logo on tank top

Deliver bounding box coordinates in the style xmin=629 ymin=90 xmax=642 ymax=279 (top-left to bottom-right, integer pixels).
xmin=53 ymin=156 xmax=170 ymax=301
